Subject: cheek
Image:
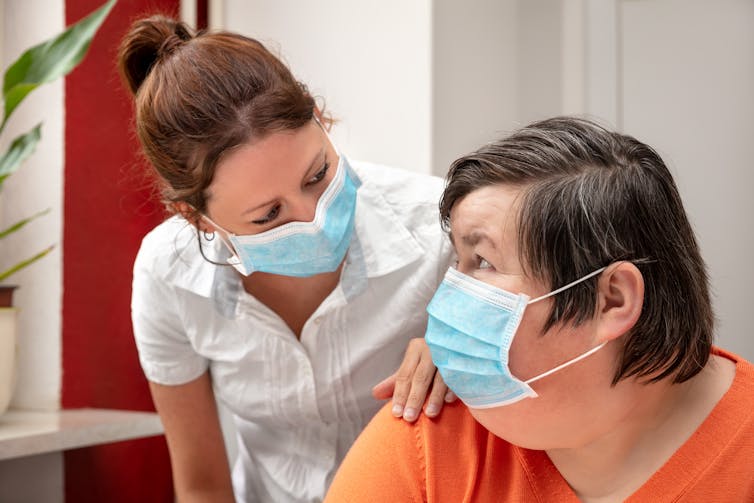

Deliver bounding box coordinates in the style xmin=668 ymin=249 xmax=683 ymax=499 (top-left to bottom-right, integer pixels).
xmin=506 ymin=304 xmax=551 ymax=381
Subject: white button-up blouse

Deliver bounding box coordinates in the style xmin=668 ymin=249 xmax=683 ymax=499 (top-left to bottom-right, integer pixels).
xmin=131 ymin=160 xmax=455 ymax=502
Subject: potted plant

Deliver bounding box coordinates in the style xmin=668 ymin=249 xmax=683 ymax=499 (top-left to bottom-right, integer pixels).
xmin=0 ymin=0 xmax=116 ymax=414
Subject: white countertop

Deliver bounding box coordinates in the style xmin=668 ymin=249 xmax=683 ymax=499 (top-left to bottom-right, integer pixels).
xmin=0 ymin=408 xmax=164 ymax=460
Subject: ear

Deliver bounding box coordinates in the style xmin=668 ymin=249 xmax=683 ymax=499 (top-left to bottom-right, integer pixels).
xmin=594 ymin=261 xmax=644 ymax=343
xmin=171 ymin=201 xmax=214 ymax=234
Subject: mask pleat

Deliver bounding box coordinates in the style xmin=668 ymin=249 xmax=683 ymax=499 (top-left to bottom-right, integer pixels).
xmin=427 ymin=281 xmax=518 ymax=348
xmin=427 ymin=344 xmax=502 ymax=375
xmin=425 ymin=317 xmax=499 ymax=360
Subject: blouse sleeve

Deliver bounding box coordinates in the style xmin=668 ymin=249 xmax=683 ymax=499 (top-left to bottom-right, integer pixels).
xmin=325 ymin=402 xmax=427 ymax=503
xmin=130 ymin=246 xmax=209 ymax=385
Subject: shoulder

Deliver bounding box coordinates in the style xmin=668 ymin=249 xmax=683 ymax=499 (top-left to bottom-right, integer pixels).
xmin=133 ymin=215 xmax=220 ymax=297
xmin=696 ymin=348 xmax=754 ymax=449
xmin=325 ymin=401 xmax=489 ymax=502
xmin=350 ymin=159 xmax=445 ymax=209
xmin=723 ymin=350 xmax=754 ymax=421
xmin=350 ymin=159 xmax=450 ymax=252
xmin=368 ymin=398 xmax=482 ymax=445
xmin=713 ymin=347 xmax=754 ymax=401
xmin=134 ymin=215 xmax=196 ymax=271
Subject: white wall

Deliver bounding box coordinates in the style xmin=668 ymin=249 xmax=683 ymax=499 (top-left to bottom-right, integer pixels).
xmin=432 ymin=0 xmax=518 ymax=176
xmin=0 ymin=0 xmax=64 ymax=501
xmin=222 ymin=0 xmax=433 ymax=175
xmin=620 ymin=0 xmax=754 ymax=359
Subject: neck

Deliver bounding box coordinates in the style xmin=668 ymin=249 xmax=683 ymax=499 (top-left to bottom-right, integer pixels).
xmin=240 ymin=264 xmax=343 ymax=338
xmin=546 ymin=356 xmax=734 ymax=502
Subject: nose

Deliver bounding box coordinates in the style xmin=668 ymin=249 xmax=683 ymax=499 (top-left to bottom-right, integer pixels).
xmin=285 ymin=192 xmax=319 ymax=223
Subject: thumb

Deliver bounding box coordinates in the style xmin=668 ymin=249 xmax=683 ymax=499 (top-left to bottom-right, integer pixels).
xmin=371 ymin=373 xmax=396 ymax=400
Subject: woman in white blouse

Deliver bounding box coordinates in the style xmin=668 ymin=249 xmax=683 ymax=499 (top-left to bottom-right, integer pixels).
xmin=118 ymin=14 xmax=455 ymax=503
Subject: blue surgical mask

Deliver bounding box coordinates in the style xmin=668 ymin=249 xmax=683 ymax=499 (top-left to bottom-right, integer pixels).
xmin=425 ymin=266 xmax=607 ymax=409
xmin=205 ymin=153 xmax=361 ymax=277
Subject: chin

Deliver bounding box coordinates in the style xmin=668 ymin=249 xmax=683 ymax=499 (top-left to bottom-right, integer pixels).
xmin=468 ymin=402 xmax=558 ymax=451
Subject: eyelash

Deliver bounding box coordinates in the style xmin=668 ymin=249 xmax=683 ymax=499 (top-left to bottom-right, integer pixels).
xmin=251 ymin=161 xmax=330 ymax=225
xmin=252 ymin=205 xmax=280 ymax=225
xmin=306 ymin=161 xmax=330 ymax=186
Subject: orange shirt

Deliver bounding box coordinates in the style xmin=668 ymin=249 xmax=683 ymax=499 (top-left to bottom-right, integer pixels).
xmin=325 ymin=349 xmax=754 ymax=502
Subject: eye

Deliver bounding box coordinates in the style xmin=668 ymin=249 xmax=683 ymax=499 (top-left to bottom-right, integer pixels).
xmin=478 ymin=256 xmax=493 ymax=270
xmin=306 ymin=161 xmax=330 ymax=186
xmin=251 ymin=204 xmax=281 ymax=225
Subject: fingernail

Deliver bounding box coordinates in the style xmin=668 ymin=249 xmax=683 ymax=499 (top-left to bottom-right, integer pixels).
xmin=425 ymin=404 xmax=439 ymax=417
xmin=403 ymin=407 xmax=418 ymax=421
xmin=392 ymin=403 xmax=404 ymax=416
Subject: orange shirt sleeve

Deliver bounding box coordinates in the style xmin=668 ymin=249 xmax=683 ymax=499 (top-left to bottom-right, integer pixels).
xmin=325 ymin=401 xmax=427 ymax=503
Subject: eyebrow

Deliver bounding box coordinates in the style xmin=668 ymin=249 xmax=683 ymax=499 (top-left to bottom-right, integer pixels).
xmin=448 ymin=230 xmax=497 ymax=250
xmin=240 ymin=145 xmax=327 ymax=217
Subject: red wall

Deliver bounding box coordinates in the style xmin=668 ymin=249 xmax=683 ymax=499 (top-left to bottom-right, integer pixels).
xmin=62 ymin=1 xmax=183 ymax=501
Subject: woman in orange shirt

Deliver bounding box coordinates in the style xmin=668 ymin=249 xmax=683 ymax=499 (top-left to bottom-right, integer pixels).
xmin=324 ymin=116 xmax=754 ymax=502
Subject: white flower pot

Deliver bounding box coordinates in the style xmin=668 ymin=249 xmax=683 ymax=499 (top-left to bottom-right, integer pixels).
xmin=0 ymin=308 xmax=19 ymax=415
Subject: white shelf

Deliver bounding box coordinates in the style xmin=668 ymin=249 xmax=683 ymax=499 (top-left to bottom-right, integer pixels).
xmin=0 ymin=408 xmax=164 ymax=460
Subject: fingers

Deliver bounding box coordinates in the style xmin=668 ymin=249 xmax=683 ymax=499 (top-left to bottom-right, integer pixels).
xmin=423 ymin=371 xmax=448 ymax=418
xmin=445 ymin=389 xmax=457 ymax=403
xmin=378 ymin=339 xmax=456 ymax=422
xmin=371 ymin=374 xmax=395 ymax=400
xmin=389 ymin=339 xmax=423 ymax=420
xmin=391 ymin=339 xmax=438 ymax=423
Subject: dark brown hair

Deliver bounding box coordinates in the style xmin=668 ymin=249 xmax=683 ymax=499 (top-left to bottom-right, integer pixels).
xmin=117 ymin=15 xmax=325 ymax=221
xmin=440 ymin=116 xmax=713 ymax=385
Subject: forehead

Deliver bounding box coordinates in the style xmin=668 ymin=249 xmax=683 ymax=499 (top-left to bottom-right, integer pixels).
xmin=449 ymin=184 xmax=522 ymax=245
xmin=213 ymin=122 xmax=323 ymax=185
xmin=206 ymin=121 xmax=326 ymax=206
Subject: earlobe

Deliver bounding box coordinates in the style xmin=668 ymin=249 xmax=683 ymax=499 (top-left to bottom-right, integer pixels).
xmin=596 ymin=262 xmax=644 ymax=342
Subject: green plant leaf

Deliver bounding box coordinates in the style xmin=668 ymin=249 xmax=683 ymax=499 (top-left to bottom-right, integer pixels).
xmin=0 ymin=124 xmax=41 ymax=189
xmin=1 ymin=0 xmax=116 ymax=132
xmin=0 ymin=245 xmax=54 ymax=282
xmin=0 ymin=208 xmax=51 ymax=239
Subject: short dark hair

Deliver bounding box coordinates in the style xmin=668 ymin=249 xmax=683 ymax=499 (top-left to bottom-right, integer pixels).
xmin=440 ymin=116 xmax=713 ymax=385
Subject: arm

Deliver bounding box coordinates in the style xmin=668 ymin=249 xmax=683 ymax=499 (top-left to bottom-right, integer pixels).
xmin=131 ymin=230 xmax=233 ymax=500
xmin=150 ymin=371 xmax=235 ymax=503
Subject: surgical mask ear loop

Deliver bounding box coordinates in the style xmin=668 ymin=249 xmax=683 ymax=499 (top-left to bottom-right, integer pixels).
xmin=523 ymin=266 xmax=609 ymax=385
xmin=524 ymin=342 xmax=608 ymax=385
xmin=528 ymin=267 xmax=607 ymax=304
xmin=201 ymin=213 xmax=240 ymax=256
